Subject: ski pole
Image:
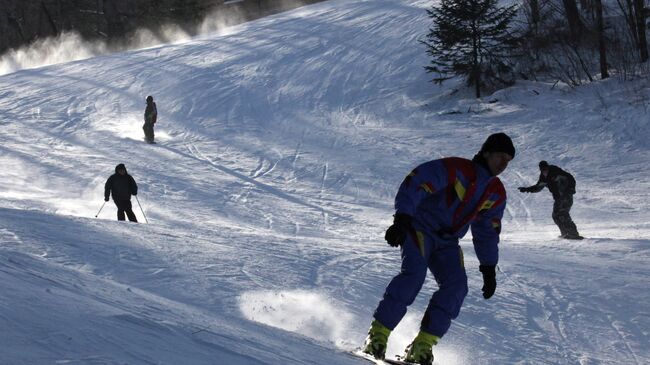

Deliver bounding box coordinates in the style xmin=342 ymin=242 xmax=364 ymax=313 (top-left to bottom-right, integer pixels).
xmin=95 ymin=201 xmax=107 ymax=218
xmin=135 ymin=195 xmax=149 ymax=224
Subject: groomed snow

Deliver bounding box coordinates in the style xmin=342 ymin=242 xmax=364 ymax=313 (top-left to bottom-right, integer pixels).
xmin=1 ymin=0 xmax=649 ymax=364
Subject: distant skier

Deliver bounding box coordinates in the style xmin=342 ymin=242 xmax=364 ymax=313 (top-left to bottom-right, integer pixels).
xmin=104 ymin=163 xmax=138 ymax=222
xmin=518 ymin=161 xmax=582 ymax=239
xmin=362 ymin=133 xmax=515 ymax=365
xmin=143 ymin=95 xmax=157 ymax=143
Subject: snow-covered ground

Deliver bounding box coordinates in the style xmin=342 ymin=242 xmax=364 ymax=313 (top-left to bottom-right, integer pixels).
xmin=1 ymin=0 xmax=649 ymax=364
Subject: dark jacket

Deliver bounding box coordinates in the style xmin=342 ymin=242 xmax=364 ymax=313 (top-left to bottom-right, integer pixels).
xmin=105 ymin=166 xmax=138 ymax=201
xmin=144 ymin=102 xmax=157 ymax=124
xmin=526 ymin=165 xmax=575 ymax=199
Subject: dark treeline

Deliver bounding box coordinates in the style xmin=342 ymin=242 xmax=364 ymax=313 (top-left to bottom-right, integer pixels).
xmin=0 ymin=0 xmax=323 ymax=55
xmin=423 ymin=0 xmax=650 ymax=97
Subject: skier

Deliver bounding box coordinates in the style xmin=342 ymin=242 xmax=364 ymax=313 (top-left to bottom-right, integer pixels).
xmin=362 ymin=133 xmax=515 ymax=365
xmin=518 ymin=161 xmax=582 ymax=239
xmin=104 ymin=163 xmax=138 ymax=222
xmin=143 ymin=95 xmax=157 ymax=143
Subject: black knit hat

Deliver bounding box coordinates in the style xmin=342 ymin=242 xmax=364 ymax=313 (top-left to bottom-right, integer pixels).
xmin=480 ymin=133 xmax=515 ymax=158
xmin=539 ymin=160 xmax=549 ymax=169
xmin=115 ymin=163 xmax=127 ymax=173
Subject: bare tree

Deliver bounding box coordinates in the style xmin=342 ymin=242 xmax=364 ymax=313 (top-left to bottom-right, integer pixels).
xmin=562 ymin=0 xmax=584 ymax=36
xmin=528 ymin=0 xmax=541 ymax=33
xmin=595 ymin=0 xmax=609 ymax=78
xmin=633 ymin=0 xmax=648 ymax=61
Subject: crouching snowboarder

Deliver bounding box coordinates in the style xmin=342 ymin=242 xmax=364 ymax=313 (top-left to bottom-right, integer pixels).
xmin=362 ymin=133 xmax=515 ymax=365
xmin=143 ymin=95 xmax=157 ymax=143
xmin=518 ymin=161 xmax=582 ymax=239
xmin=104 ymin=163 xmax=138 ymax=222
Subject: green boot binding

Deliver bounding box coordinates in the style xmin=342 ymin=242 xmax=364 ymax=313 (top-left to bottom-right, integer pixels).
xmin=362 ymin=320 xmax=391 ymax=359
xmin=403 ymin=330 xmax=439 ymax=365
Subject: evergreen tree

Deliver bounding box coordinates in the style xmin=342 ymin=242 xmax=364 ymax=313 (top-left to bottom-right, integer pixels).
xmin=422 ymin=0 xmax=519 ymax=98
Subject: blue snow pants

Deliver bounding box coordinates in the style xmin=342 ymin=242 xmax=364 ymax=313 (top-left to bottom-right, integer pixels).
xmin=373 ymin=230 xmax=468 ymax=338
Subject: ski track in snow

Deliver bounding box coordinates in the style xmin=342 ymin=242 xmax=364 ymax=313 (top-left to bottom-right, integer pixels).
xmin=1 ymin=0 xmax=650 ymax=364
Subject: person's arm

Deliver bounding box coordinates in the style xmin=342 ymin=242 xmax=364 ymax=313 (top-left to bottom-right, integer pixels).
xmin=471 ymin=195 xmax=505 ymax=266
xmin=385 ymin=159 xmax=451 ymax=247
xmin=144 ymin=105 xmax=154 ymax=123
xmin=471 ymin=187 xmax=506 ymax=299
xmin=519 ymin=172 xmax=546 ymax=193
xmin=394 ymin=159 xmax=450 ymax=217
xmin=130 ymin=176 xmax=138 ymax=196
xmin=104 ymin=176 xmax=112 ymax=201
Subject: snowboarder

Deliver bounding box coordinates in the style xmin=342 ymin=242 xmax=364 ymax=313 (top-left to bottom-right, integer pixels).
xmin=143 ymin=95 xmax=157 ymax=143
xmin=362 ymin=133 xmax=515 ymax=365
xmin=518 ymin=161 xmax=582 ymax=239
xmin=104 ymin=163 xmax=138 ymax=222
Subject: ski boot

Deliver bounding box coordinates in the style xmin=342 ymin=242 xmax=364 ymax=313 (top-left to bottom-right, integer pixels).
xmin=562 ymin=229 xmax=584 ymax=240
xmin=563 ymin=234 xmax=584 ymax=240
xmin=362 ymin=319 xmax=391 ymax=359
xmin=403 ymin=330 xmax=439 ymax=365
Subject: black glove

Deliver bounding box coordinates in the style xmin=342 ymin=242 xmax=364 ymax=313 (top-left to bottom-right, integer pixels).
xmin=104 ymin=197 xmax=109 ymax=202
xmin=479 ymin=265 xmax=496 ymax=299
xmin=384 ymin=213 xmax=412 ymax=247
xmin=518 ymin=187 xmax=529 ymax=193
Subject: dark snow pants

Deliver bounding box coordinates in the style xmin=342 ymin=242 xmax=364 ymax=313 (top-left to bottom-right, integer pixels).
xmin=373 ymin=230 xmax=467 ymax=338
xmin=143 ymin=122 xmax=155 ymax=142
xmin=114 ymin=200 xmax=138 ymax=222
xmin=552 ymin=195 xmax=578 ymax=237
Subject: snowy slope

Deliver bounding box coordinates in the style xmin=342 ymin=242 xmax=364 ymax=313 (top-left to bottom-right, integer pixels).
xmin=1 ymin=0 xmax=649 ymax=364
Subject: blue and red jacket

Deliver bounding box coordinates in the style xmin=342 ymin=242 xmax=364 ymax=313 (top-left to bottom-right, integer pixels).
xmin=395 ymin=157 xmax=507 ymax=265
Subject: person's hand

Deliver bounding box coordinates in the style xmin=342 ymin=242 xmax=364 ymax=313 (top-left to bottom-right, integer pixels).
xmin=479 ymin=265 xmax=497 ymax=299
xmin=104 ymin=197 xmax=109 ymax=202
xmin=518 ymin=187 xmax=529 ymax=193
xmin=385 ymin=214 xmax=412 ymax=247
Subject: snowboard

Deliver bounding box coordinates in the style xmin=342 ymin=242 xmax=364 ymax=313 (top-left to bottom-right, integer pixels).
xmin=350 ymin=350 xmax=419 ymax=365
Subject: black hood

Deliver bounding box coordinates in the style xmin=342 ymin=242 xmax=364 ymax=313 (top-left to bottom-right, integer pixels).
xmin=539 ymin=160 xmax=549 ymax=170
xmin=115 ymin=164 xmax=127 ymax=174
xmin=480 ymin=132 xmax=515 ymax=158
